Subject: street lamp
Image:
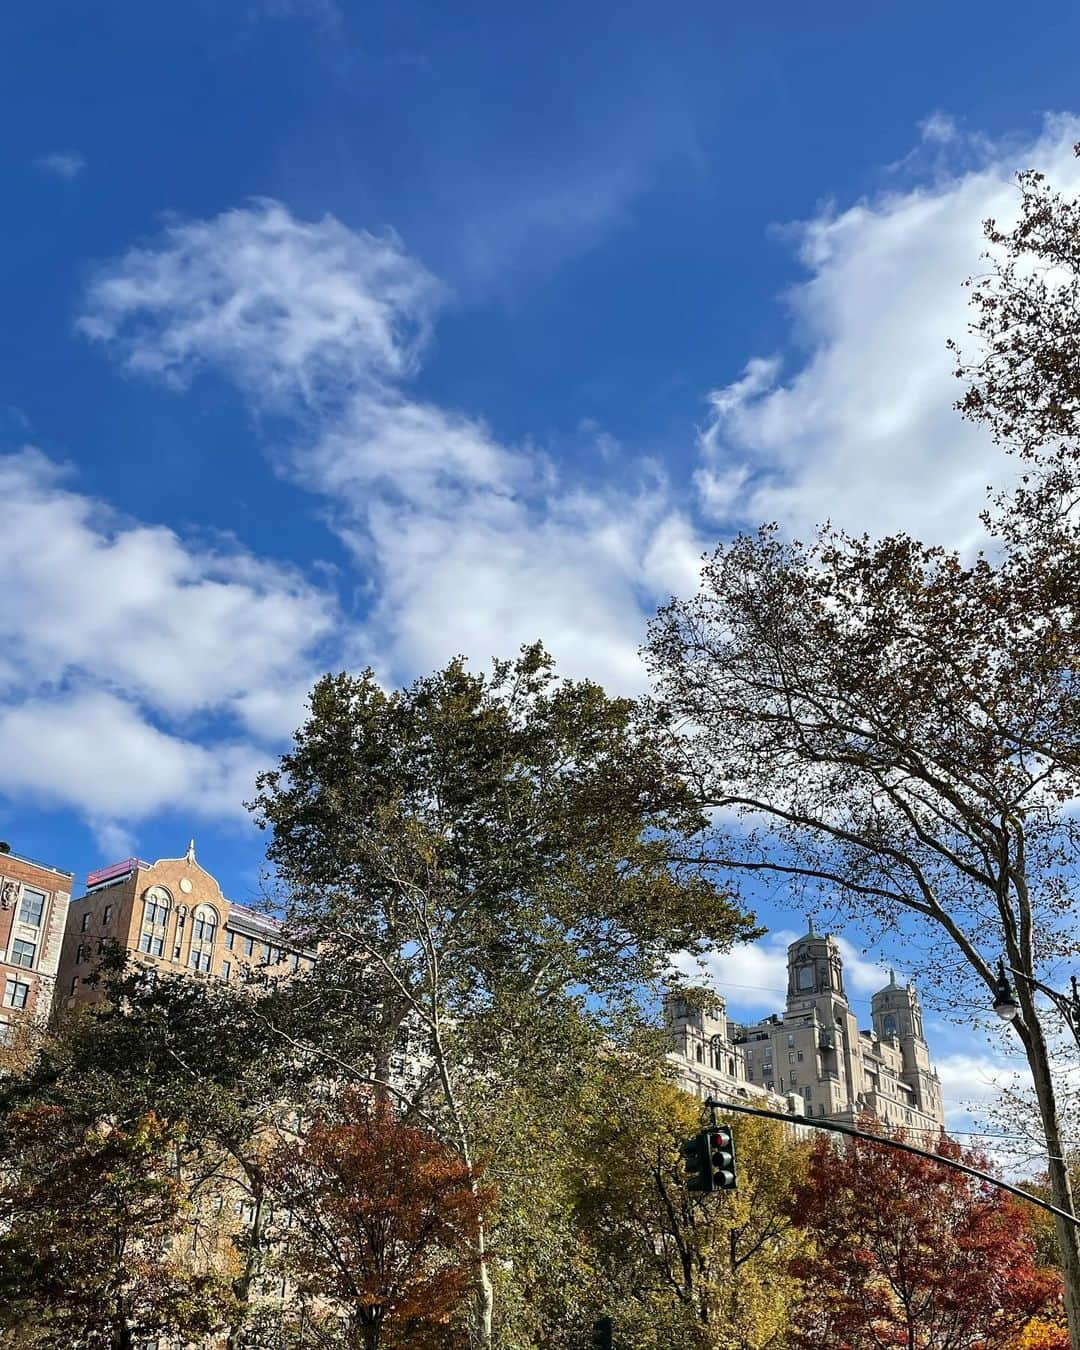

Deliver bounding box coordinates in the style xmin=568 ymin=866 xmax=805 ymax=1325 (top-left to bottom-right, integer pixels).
xmin=992 ymin=960 xmax=1020 ymax=1022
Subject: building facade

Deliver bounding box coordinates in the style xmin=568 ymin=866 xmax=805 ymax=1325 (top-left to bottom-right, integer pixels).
xmin=668 ymin=923 xmax=945 ymax=1137
xmin=56 ymin=842 xmax=313 ymax=1012
xmin=0 ymin=845 xmax=72 ymax=1044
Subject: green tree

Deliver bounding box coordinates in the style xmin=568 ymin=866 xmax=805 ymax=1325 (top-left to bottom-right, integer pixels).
xmin=0 ymin=1105 xmax=232 ymax=1349
xmin=570 ymin=1068 xmax=807 ymax=1349
xmin=249 ymin=644 xmax=757 ymax=1348
xmin=4 ymin=960 xmax=314 ymax=1347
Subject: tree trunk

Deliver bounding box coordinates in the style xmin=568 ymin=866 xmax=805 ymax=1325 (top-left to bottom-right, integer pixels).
xmin=227 ymin=1173 xmax=267 ymax=1350
xmin=1021 ymin=1007 xmax=1080 ymax=1350
xmin=471 ymin=1239 xmax=494 ymax=1350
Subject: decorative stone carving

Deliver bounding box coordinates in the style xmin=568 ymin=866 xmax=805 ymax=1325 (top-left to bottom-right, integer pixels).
xmin=0 ymin=879 xmax=19 ymax=910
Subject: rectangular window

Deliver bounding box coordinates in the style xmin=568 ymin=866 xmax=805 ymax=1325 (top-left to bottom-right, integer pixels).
xmin=765 ymin=1080 xmax=774 ymax=1091
xmin=194 ymin=917 xmax=216 ymax=943
xmin=102 ymin=905 xmax=112 ymax=925
xmin=3 ymin=978 xmax=29 ymax=1009
xmin=803 ymin=1086 xmax=812 ymax=1100
xmin=291 ymin=953 xmax=300 ymax=973
xmin=797 ymin=1051 xmax=804 ymax=1062
xmin=139 ymin=932 xmax=164 ymax=956
xmin=0 ymin=1022 xmax=13 ymax=1047
xmin=188 ymin=949 xmax=211 ymax=973
xmin=10 ymin=940 xmax=36 ymax=969
xmin=225 ymin=930 xmax=235 ymax=951
xmin=790 ymin=1071 xmax=797 ymax=1085
xmin=787 ymin=1033 xmax=795 ymax=1046
xmin=81 ymin=912 xmax=90 ymax=932
xmin=70 ymin=976 xmax=79 ymax=995
xmin=18 ymin=888 xmax=46 ymax=927
xmin=222 ymin=960 xmax=232 ymax=981
xmin=261 ymin=942 xmax=271 ymax=963
xmin=243 ymin=936 xmax=254 ymax=958
xmin=788 ymin=1051 xmax=796 ymax=1063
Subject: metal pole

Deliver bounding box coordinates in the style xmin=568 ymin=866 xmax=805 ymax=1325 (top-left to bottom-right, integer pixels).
xmin=704 ymin=1097 xmax=1080 ymax=1229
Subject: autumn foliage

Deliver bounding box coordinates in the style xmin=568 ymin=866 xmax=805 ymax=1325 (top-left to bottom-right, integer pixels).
xmin=786 ymin=1125 xmax=1065 ymax=1350
xmin=0 ymin=1104 xmax=231 ymax=1349
xmin=268 ymin=1090 xmax=491 ymax=1349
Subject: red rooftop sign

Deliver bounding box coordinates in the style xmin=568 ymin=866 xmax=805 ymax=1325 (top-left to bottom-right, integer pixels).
xmin=86 ymin=857 xmax=148 ymax=889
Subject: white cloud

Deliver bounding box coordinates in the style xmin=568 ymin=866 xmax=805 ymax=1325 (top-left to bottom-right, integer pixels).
xmin=698 ymin=114 xmax=1080 ymax=549
xmin=0 ymin=690 xmax=265 ymax=823
xmin=35 ymin=151 xmax=86 ymax=180
xmin=0 ymin=450 xmax=335 ymax=735
xmin=78 ymin=200 xmax=442 ymax=406
xmin=79 ymin=201 xmax=708 ymax=693
xmin=0 ymin=448 xmax=339 ymax=841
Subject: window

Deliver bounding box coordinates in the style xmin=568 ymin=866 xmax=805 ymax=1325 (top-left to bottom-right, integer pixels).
xmin=81 ymin=912 xmax=91 ymax=933
xmin=291 ymin=953 xmax=300 ymax=973
xmin=261 ymin=942 xmax=271 ymax=963
xmin=803 ymin=1085 xmax=812 ymax=1100
xmin=797 ymin=1051 xmax=804 ymax=1062
xmin=3 ymin=977 xmax=29 ymax=1009
xmin=695 ymin=1045 xmax=703 ymax=1062
xmin=192 ymin=906 xmax=218 ymax=944
xmin=188 ymin=949 xmax=212 ymax=973
xmin=0 ymin=1022 xmax=13 ymax=1047
xmin=765 ymin=1080 xmax=774 ymax=1091
xmin=18 ymin=888 xmax=45 ymax=927
xmin=102 ymin=905 xmax=113 ymax=925
xmin=222 ymin=960 xmax=232 ymax=981
xmin=790 ymin=1071 xmax=797 ymax=1085
xmin=243 ymin=936 xmax=254 ymax=958
xmin=139 ymin=932 xmax=164 ymax=956
xmin=787 ymin=1033 xmax=795 ymax=1046
xmin=225 ymin=930 xmax=235 ymax=951
xmin=70 ymin=976 xmax=79 ymax=996
xmin=10 ymin=940 xmax=36 ymax=969
xmin=788 ymin=1051 xmax=796 ymax=1063
xmin=144 ymin=898 xmax=169 ymax=926
xmin=796 ymin=965 xmax=814 ymax=991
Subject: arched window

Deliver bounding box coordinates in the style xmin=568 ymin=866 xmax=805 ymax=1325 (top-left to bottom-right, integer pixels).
xmin=139 ymin=886 xmax=171 ymax=956
xmin=192 ymin=905 xmax=218 ymax=945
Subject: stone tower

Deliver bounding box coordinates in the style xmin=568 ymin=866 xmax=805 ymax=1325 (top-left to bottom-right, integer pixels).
xmin=871 ymin=971 xmax=942 ymax=1122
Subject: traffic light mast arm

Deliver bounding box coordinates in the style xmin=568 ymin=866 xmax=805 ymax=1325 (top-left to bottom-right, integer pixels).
xmin=704 ymin=1097 xmax=1080 ymax=1230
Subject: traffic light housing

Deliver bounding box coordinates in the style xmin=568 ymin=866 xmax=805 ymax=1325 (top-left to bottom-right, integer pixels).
xmin=591 ymin=1315 xmax=613 ymax=1349
xmin=708 ymin=1124 xmax=737 ymax=1190
xmin=682 ymin=1125 xmax=737 ymax=1193
xmin=681 ymin=1130 xmax=712 ymax=1192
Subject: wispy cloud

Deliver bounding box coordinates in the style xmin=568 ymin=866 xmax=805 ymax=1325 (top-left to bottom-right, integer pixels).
xmin=79 ymin=200 xmax=705 ymax=694
xmin=35 ymin=151 xmax=86 ymax=180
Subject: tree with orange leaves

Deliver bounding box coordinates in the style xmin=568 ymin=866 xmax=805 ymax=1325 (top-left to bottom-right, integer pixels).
xmin=786 ymin=1124 xmax=1065 ymax=1350
xmin=267 ymin=1090 xmax=490 ymax=1350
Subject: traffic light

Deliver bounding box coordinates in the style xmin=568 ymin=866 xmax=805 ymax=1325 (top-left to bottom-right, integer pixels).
xmin=708 ymin=1124 xmax=737 ymax=1191
xmin=681 ymin=1130 xmax=712 ymax=1193
xmin=682 ymin=1125 xmax=738 ymax=1193
xmin=591 ymin=1315 xmax=613 ymax=1349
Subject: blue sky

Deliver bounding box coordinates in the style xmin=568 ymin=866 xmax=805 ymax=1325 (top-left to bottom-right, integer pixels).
xmin=3 ymin=0 xmax=1080 ymax=1134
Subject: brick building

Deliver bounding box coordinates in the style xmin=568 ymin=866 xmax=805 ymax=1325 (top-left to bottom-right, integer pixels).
xmin=668 ymin=923 xmax=945 ymax=1138
xmin=0 ymin=844 xmax=72 ymax=1043
xmin=56 ymin=841 xmax=313 ymax=1011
